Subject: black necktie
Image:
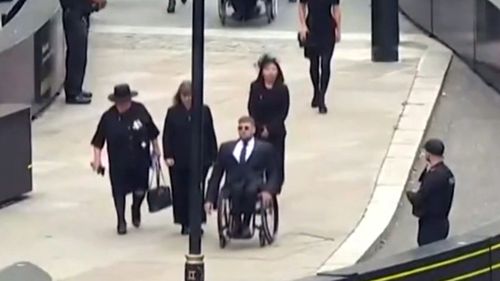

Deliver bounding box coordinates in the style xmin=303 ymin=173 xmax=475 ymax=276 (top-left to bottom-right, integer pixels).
xmin=239 ymin=140 xmax=248 ymax=164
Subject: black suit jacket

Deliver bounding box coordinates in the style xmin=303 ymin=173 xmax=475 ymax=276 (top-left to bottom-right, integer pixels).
xmin=206 ymin=139 xmax=278 ymax=204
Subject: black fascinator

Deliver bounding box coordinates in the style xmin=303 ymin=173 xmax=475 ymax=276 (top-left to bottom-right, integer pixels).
xmin=256 ymin=53 xmax=278 ymax=69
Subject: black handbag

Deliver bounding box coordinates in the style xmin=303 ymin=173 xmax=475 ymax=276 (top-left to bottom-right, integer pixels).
xmin=298 ymin=32 xmax=315 ymax=48
xmin=147 ymin=158 xmax=172 ymax=213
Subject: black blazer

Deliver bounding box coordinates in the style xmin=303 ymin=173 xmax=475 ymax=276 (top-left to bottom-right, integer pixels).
xmin=248 ymin=81 xmax=290 ymax=140
xmin=206 ymin=139 xmax=278 ymax=204
xmin=162 ymin=104 xmax=218 ymax=169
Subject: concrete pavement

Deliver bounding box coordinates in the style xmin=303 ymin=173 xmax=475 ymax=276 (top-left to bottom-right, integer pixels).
xmin=0 ymin=1 xmax=450 ymax=280
xmin=91 ymin=0 xmax=419 ymax=33
xmin=373 ymin=58 xmax=500 ymax=259
xmin=0 ymin=29 xmax=430 ymax=281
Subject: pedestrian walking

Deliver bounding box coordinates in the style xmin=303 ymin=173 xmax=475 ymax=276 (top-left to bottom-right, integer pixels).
xmin=162 ymin=81 xmax=218 ymax=235
xmin=91 ymin=84 xmax=161 ymax=235
xmin=407 ymin=139 xmax=455 ymax=246
xmin=167 ymin=0 xmax=186 ymax=14
xmin=59 ymin=0 xmax=106 ymax=104
xmin=248 ymin=54 xmax=289 ymax=193
xmin=298 ymin=0 xmax=341 ymax=114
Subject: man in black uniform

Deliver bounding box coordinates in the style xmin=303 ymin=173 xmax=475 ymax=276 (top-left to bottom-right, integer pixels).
xmin=407 ymin=139 xmax=455 ymax=246
xmin=59 ymin=0 xmax=106 ymax=104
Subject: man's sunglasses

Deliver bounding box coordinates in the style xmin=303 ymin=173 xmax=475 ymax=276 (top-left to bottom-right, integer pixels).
xmin=238 ymin=125 xmax=251 ymax=131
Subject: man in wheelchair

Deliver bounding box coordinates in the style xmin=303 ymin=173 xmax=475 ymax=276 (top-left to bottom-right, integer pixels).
xmin=205 ymin=116 xmax=277 ymax=238
xmin=231 ymin=0 xmax=260 ymax=21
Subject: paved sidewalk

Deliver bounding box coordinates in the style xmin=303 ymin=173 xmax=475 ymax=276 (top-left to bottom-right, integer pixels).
xmin=0 ymin=33 xmax=426 ymax=281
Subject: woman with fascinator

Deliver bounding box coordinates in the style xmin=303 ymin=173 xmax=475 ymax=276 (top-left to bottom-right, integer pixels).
xmin=247 ymin=54 xmax=290 ymax=193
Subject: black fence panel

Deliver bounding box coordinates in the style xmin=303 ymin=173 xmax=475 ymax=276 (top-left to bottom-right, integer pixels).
xmin=400 ymin=0 xmax=500 ymax=93
xmin=399 ymin=0 xmax=433 ymax=32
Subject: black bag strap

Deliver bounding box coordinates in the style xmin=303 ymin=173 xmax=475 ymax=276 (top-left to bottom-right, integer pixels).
xmin=149 ymin=155 xmax=168 ymax=190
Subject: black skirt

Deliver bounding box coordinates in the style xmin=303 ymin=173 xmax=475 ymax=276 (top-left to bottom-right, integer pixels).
xmin=110 ymin=164 xmax=150 ymax=197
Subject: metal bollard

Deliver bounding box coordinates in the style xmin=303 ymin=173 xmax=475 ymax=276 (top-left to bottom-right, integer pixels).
xmin=371 ymin=0 xmax=400 ymax=62
xmin=0 ymin=262 xmax=52 ymax=281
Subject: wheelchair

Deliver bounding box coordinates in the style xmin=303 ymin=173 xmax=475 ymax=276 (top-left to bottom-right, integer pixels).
xmin=218 ymin=0 xmax=278 ymax=25
xmin=217 ymin=189 xmax=279 ymax=248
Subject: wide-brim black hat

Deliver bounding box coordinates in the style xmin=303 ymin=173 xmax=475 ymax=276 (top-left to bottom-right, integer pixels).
xmin=108 ymin=83 xmax=138 ymax=102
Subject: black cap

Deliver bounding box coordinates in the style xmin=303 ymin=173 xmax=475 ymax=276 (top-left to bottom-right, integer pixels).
xmin=424 ymin=138 xmax=445 ymax=156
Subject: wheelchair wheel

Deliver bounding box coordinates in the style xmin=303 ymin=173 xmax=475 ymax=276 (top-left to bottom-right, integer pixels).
xmin=261 ymin=196 xmax=279 ymax=244
xmin=217 ymin=195 xmax=230 ymax=248
xmin=218 ymin=0 xmax=227 ymax=25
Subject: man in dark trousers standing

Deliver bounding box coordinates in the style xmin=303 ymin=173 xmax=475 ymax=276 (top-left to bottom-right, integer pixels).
xmin=407 ymin=138 xmax=455 ymax=247
xmin=59 ymin=0 xmax=106 ymax=104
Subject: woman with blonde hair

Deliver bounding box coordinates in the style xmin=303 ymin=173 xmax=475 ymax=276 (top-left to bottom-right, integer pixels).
xmin=162 ymin=80 xmax=218 ymax=235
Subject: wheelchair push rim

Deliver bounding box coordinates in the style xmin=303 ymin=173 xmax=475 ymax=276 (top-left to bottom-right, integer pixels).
xmin=217 ymin=195 xmax=231 ymax=248
xmin=260 ymin=196 xmax=279 ymax=244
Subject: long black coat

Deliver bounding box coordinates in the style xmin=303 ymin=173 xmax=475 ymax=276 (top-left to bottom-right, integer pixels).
xmin=162 ymin=104 xmax=218 ymax=169
xmin=248 ymin=81 xmax=289 ymax=191
xmin=248 ymin=81 xmax=290 ymax=140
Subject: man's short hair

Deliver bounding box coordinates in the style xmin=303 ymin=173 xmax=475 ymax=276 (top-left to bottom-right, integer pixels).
xmin=238 ymin=116 xmax=255 ymax=126
xmin=424 ymin=138 xmax=445 ymax=156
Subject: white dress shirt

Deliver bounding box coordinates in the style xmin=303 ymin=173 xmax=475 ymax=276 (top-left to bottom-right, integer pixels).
xmin=232 ymin=137 xmax=255 ymax=163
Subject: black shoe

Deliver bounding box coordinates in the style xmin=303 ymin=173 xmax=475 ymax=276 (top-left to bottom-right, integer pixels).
xmin=241 ymin=226 xmax=252 ymax=238
xmin=131 ymin=206 xmax=141 ymax=228
xmin=117 ymin=222 xmax=127 ymax=235
xmin=311 ymin=90 xmax=320 ymax=108
xmin=167 ymin=0 xmax=175 ymax=13
xmin=181 ymin=225 xmax=189 ymax=235
xmin=311 ymin=97 xmax=319 ymax=108
xmin=66 ymin=94 xmax=92 ymax=105
xmin=82 ymin=91 xmax=93 ymax=98
xmin=245 ymin=6 xmax=260 ymax=19
xmin=318 ymin=104 xmax=328 ymax=114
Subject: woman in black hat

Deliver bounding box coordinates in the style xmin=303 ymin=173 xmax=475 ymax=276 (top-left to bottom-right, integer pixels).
xmin=91 ymin=84 xmax=161 ymax=235
xmin=247 ymin=54 xmax=290 ymax=193
xmin=162 ymin=80 xmax=218 ymax=235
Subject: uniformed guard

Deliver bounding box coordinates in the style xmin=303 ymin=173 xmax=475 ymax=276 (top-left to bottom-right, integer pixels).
xmin=407 ymin=139 xmax=455 ymax=246
xmin=59 ymin=0 xmax=107 ymax=104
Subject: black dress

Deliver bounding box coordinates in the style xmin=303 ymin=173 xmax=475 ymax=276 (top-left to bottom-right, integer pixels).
xmin=248 ymin=81 xmax=290 ymax=192
xmin=91 ymin=102 xmax=160 ymax=197
xmin=301 ymin=0 xmax=339 ymax=57
xmin=162 ymin=104 xmax=218 ymax=226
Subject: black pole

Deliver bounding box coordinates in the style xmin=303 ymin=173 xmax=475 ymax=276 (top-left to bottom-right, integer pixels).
xmin=371 ymin=0 xmax=399 ymax=62
xmin=185 ymin=0 xmax=205 ymax=278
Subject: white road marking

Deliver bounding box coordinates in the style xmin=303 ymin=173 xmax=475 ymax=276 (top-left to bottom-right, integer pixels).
xmin=92 ymin=25 xmax=424 ymax=41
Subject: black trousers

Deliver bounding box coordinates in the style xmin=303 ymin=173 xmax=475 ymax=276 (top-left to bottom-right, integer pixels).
xmin=168 ymin=166 xmax=209 ymax=226
xmin=267 ymin=136 xmax=285 ymax=193
xmin=418 ymin=218 xmax=450 ymax=246
xmin=62 ymin=8 xmax=89 ymax=97
xmin=230 ymin=181 xmax=259 ymax=224
xmin=231 ymin=0 xmax=257 ymax=18
xmin=112 ymin=192 xmax=145 ymax=225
